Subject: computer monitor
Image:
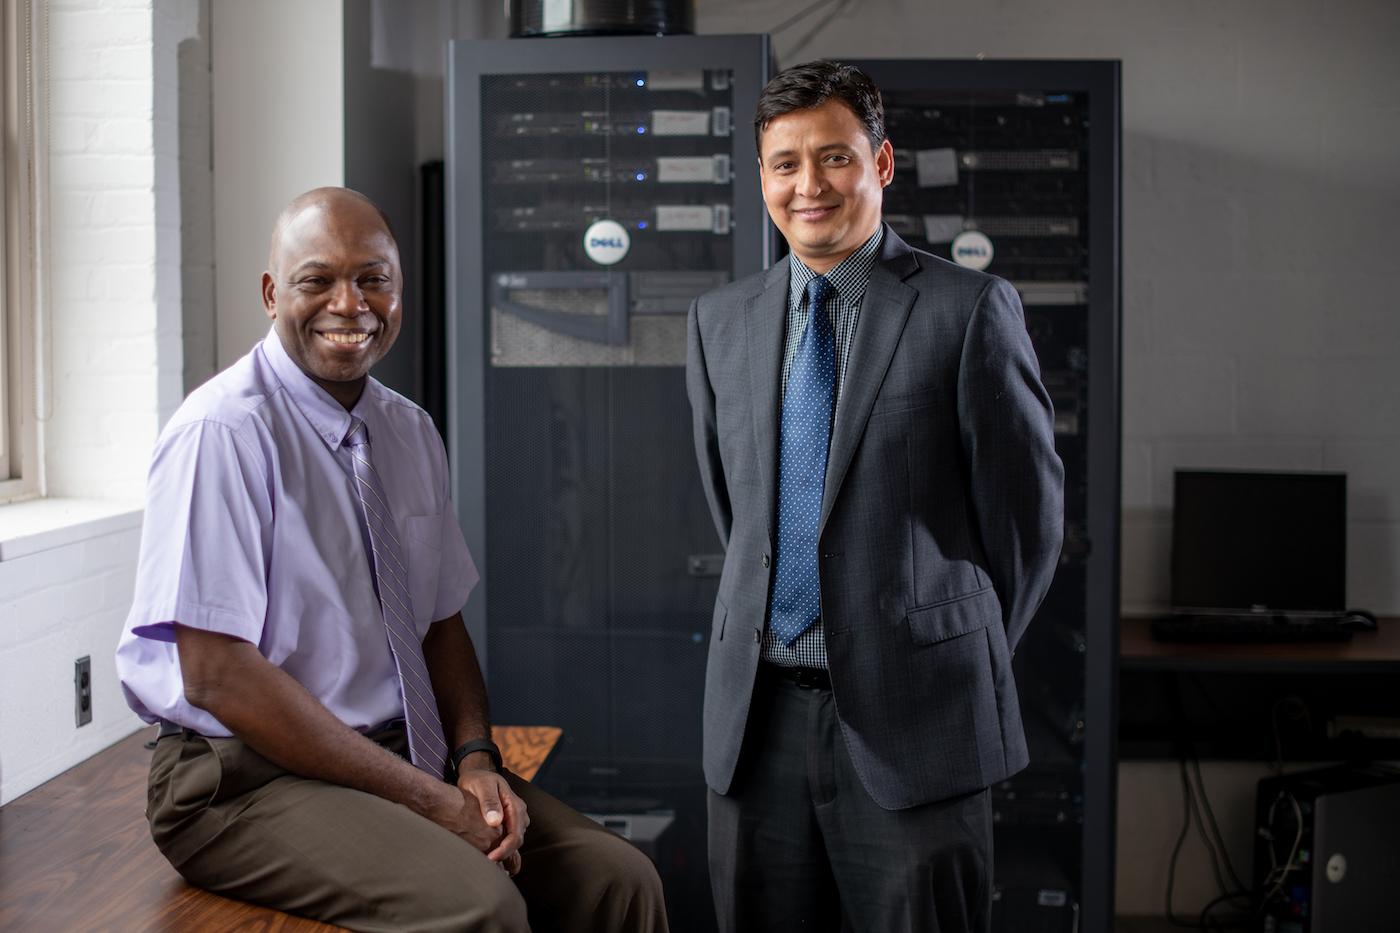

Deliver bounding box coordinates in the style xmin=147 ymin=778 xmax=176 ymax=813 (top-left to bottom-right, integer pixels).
xmin=1170 ymin=470 xmax=1346 ymax=616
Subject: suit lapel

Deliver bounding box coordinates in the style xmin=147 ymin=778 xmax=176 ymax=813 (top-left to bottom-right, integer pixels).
xmin=819 ymin=231 xmax=920 ymax=532
xmin=744 ymin=258 xmax=791 ymax=540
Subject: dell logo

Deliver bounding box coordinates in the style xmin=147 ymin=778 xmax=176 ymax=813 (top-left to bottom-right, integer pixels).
xmin=584 ymin=220 xmax=630 ymax=265
xmin=950 ymin=231 xmax=994 ymax=271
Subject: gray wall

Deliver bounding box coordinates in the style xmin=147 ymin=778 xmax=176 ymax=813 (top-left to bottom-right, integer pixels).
xmin=344 ymin=0 xmax=420 ymax=399
xmin=178 ymin=0 xmax=214 ymax=395
xmin=210 ymin=0 xmax=345 ymax=368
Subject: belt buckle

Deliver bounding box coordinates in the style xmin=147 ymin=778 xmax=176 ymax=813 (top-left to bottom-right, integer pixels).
xmin=794 ymin=668 xmax=825 ymax=690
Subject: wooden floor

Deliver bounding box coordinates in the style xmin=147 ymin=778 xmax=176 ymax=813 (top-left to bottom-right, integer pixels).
xmin=0 ymin=725 xmax=562 ymax=932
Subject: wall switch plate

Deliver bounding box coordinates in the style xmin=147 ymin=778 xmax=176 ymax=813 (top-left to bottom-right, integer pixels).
xmin=75 ymin=656 xmax=92 ymax=727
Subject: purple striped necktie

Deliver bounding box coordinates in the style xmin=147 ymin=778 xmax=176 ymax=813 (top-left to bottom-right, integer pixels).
xmin=345 ymin=417 xmax=449 ymax=778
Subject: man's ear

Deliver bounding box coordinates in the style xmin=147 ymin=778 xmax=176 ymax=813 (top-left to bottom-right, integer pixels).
xmin=876 ymin=138 xmax=895 ymax=187
xmin=261 ymin=272 xmax=277 ymax=319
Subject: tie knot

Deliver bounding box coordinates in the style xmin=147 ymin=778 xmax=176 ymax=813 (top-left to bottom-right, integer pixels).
xmin=344 ymin=417 xmax=368 ymax=448
xmin=806 ymin=274 xmax=833 ymax=309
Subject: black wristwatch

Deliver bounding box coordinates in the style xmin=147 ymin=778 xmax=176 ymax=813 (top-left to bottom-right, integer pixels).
xmin=451 ymin=737 xmax=503 ymax=776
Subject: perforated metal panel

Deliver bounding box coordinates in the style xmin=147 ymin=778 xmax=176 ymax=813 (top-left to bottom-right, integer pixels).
xmin=449 ymin=36 xmax=771 ymax=933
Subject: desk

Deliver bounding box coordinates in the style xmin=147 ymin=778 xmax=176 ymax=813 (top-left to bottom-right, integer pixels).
xmin=1118 ymin=617 xmax=1400 ymax=761
xmin=1120 ymin=616 xmax=1400 ymax=673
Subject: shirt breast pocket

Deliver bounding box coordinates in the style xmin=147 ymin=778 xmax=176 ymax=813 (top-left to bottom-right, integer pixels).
xmin=401 ymin=514 xmax=444 ymax=633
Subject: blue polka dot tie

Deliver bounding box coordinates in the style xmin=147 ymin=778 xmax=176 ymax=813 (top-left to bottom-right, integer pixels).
xmin=769 ymin=274 xmax=835 ymax=646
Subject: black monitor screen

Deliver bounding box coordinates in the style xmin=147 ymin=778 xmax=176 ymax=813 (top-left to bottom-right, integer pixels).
xmin=1171 ymin=470 xmax=1346 ymax=613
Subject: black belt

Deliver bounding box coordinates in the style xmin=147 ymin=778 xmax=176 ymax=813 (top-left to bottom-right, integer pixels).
xmin=156 ymin=717 xmax=403 ymax=740
xmin=762 ymin=663 xmax=832 ymax=690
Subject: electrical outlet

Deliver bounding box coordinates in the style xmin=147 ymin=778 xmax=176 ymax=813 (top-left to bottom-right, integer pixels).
xmin=75 ymin=656 xmax=92 ymax=727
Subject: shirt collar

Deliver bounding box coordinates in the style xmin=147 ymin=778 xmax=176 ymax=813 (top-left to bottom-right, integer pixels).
xmin=787 ymin=225 xmax=884 ymax=309
xmin=260 ymin=327 xmax=376 ymax=450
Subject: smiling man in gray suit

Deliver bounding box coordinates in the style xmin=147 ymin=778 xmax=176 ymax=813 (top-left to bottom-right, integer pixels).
xmin=685 ymin=61 xmax=1064 ymax=933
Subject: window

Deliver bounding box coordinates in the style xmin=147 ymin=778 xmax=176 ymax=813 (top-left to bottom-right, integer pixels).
xmin=1 ymin=0 xmax=39 ymax=503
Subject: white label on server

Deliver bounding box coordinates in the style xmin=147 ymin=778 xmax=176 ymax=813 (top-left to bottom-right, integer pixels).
xmin=655 ymin=205 xmax=714 ymax=231
xmin=923 ymin=214 xmax=965 ymax=243
xmin=583 ymin=219 xmax=630 ymax=265
xmin=712 ymin=203 xmax=731 ymax=235
xmin=951 ymin=230 xmax=994 ymax=270
xmin=915 ymin=148 xmax=959 ymax=187
xmin=542 ymin=0 xmax=570 ymax=32
xmin=647 ymin=70 xmax=705 ymax=91
xmin=651 ymin=110 xmax=712 ymax=136
xmin=657 ymin=157 xmax=719 ymax=183
xmin=712 ymin=106 xmax=732 ymax=136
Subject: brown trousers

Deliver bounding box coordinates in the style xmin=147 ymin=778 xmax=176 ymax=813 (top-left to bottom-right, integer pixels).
xmin=147 ymin=724 xmax=668 ymax=933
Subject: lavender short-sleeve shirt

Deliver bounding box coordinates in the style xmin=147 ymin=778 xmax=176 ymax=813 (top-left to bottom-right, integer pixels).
xmin=116 ymin=331 xmax=478 ymax=736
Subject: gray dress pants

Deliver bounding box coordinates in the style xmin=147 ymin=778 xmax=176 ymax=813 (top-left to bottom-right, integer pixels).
xmin=147 ymin=723 xmax=668 ymax=933
xmin=708 ymin=667 xmax=992 ymax=933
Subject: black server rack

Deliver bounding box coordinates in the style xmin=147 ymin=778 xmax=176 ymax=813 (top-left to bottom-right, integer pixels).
xmin=849 ymin=59 xmax=1122 ymax=933
xmin=447 ymin=35 xmax=772 ymax=929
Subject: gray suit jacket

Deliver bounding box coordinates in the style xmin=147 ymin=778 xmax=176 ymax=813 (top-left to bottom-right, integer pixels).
xmin=686 ymin=227 xmax=1064 ymax=810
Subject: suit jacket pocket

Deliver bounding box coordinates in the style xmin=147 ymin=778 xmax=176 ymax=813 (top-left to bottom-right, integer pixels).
xmin=869 ymin=387 xmax=939 ymax=416
xmin=906 ymin=586 xmax=1002 ymax=645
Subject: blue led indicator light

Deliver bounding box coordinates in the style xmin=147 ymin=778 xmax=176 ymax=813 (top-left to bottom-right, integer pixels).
xmin=637 ymin=221 xmax=648 ymax=229
xmin=637 ymin=126 xmax=646 ymax=134
xmin=635 ymin=172 xmax=646 ymax=181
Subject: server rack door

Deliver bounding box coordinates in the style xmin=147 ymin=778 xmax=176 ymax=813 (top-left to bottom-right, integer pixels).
xmin=849 ymin=59 xmax=1122 ymax=933
xmin=448 ymin=35 xmax=772 ymax=932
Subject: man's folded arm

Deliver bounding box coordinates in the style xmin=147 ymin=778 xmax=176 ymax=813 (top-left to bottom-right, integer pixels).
xmin=173 ymin=624 xmax=488 ymax=844
xmin=422 ymin=612 xmax=529 ymax=867
xmin=423 ymin=612 xmax=493 ymax=769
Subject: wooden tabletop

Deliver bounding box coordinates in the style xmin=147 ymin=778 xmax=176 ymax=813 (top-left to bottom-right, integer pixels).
xmin=1120 ymin=616 xmax=1400 ymax=673
xmin=0 ymin=724 xmax=563 ymax=931
xmin=0 ymin=728 xmax=340 ymax=932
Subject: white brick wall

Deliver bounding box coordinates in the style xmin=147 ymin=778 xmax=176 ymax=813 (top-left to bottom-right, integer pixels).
xmin=44 ymin=0 xmax=161 ymax=500
xmin=0 ymin=526 xmax=144 ymax=804
xmin=0 ymin=0 xmax=197 ymax=805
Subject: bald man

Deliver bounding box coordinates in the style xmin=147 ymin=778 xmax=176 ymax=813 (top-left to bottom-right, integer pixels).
xmin=116 ymin=188 xmax=668 ymax=933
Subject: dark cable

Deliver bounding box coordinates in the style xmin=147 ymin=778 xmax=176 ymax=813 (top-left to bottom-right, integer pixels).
xmin=1188 ymin=752 xmax=1249 ymax=895
xmin=1181 ymin=756 xmax=1236 ymax=909
xmin=1165 ymin=676 xmax=1251 ymax=927
xmin=1197 ymin=891 xmax=1251 ymax=932
xmin=1165 ymin=756 xmax=1199 ymax=927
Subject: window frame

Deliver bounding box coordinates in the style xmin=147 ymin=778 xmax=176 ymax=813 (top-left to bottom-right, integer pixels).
xmin=1 ymin=0 xmax=40 ymax=504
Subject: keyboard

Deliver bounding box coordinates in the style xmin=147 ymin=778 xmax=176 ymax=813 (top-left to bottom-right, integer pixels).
xmin=1151 ymin=613 xmax=1356 ymax=643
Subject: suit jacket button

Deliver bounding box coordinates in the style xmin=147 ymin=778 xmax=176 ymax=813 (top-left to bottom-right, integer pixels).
xmin=754 ymin=629 xmax=761 ymax=643
xmin=761 ymin=554 xmax=770 ymax=568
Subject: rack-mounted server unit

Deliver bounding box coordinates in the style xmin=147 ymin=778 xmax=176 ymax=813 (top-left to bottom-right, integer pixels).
xmin=448 ymin=35 xmax=772 ymax=930
xmin=849 ymin=58 xmax=1122 ymax=933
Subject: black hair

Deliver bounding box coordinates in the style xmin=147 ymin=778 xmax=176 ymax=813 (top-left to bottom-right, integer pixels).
xmin=754 ymin=60 xmax=886 ymax=154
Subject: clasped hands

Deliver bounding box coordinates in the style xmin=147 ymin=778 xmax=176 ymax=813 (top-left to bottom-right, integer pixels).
xmin=432 ymin=766 xmax=530 ymax=876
